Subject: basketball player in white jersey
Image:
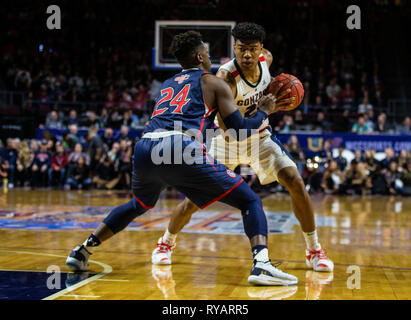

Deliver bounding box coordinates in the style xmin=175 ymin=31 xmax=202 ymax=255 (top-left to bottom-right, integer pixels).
xmin=152 ymin=22 xmax=334 ymax=272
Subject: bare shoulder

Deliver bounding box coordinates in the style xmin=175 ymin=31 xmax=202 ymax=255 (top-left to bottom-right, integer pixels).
xmin=216 ymin=68 xmax=235 ymax=85
xmin=216 ymin=68 xmax=236 ymax=97
xmin=262 ymin=48 xmax=273 ymax=68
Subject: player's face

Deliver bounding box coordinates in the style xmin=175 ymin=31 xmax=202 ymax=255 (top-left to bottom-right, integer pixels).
xmin=234 ymin=39 xmax=263 ymax=71
xmin=199 ymin=44 xmax=212 ymax=72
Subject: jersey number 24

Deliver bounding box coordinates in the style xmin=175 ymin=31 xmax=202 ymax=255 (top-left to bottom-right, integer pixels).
xmin=151 ymin=84 xmax=191 ymax=118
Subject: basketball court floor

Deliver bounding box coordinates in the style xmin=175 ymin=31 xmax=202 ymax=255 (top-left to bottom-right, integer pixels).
xmin=0 ymin=189 xmax=410 ymax=300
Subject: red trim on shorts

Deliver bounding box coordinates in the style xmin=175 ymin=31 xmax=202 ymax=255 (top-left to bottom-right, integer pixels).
xmin=196 ymin=117 xmax=206 ymax=138
xmin=259 ymin=56 xmax=266 ymax=62
xmin=258 ymin=125 xmax=270 ymax=133
xmin=202 ymin=144 xmax=217 ymax=171
xmin=231 ymin=70 xmax=239 ymax=78
xmin=133 ymin=194 xmax=154 ymax=209
xmin=200 ymin=178 xmax=244 ymax=209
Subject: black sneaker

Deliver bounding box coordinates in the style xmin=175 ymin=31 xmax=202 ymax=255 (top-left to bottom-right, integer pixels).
xmin=66 ymin=245 xmax=91 ymax=271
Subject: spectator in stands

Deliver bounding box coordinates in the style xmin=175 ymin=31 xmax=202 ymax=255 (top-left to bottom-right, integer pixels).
xmin=375 ymin=112 xmax=391 ymax=133
xmin=321 ymin=160 xmax=344 ymax=194
xmin=108 ymin=110 xmax=123 ymax=129
xmin=340 ymin=159 xmax=366 ymax=195
xmin=286 ymin=135 xmax=305 ymax=175
xmin=65 ymin=109 xmax=79 ymax=126
xmin=118 ymin=91 xmax=132 ymax=110
xmin=341 ymin=82 xmax=355 ymax=109
xmin=67 ymin=124 xmax=81 ymax=150
xmin=366 ymin=163 xmax=388 ymax=195
xmin=398 ymin=150 xmax=410 ymax=169
xmin=102 ymin=127 xmax=115 ymax=150
xmin=0 ymin=138 xmax=18 ymax=188
xmin=326 ymin=77 xmax=341 ymax=102
xmin=68 ymin=72 xmax=84 ymax=91
xmin=364 ymin=149 xmax=378 ymax=174
xmin=385 ymin=161 xmax=403 ymax=195
xmin=45 ymin=110 xmax=64 ymax=129
xmin=353 ymin=150 xmax=364 ymax=163
xmin=363 ymin=113 xmax=375 ymax=132
xmin=332 ymin=109 xmax=351 ymax=132
xmin=50 ymin=141 xmax=68 ymax=188
xmin=358 ymin=96 xmax=373 ymax=114
xmin=396 ymin=116 xmax=411 ymax=135
xmin=67 ymin=143 xmax=89 ymax=178
xmin=334 ymin=146 xmax=348 ymax=172
xmin=104 ymin=90 xmax=117 ymax=109
xmin=93 ymin=142 xmax=121 ymax=189
xmin=352 ymin=115 xmax=372 ymax=134
xmin=318 ymin=139 xmax=333 ymax=163
xmin=31 ymin=139 xmax=52 ymax=187
xmin=400 ymin=161 xmax=411 ymax=196
xmin=380 ymin=147 xmax=397 ymax=169
xmin=87 ymin=126 xmax=105 ymax=171
xmin=118 ymin=139 xmax=133 ymax=189
xmin=65 ymin=155 xmax=91 ymax=190
xmin=15 ymin=140 xmax=31 ymax=187
xmin=83 ymin=111 xmax=103 ymax=129
xmin=312 ymin=112 xmax=331 ymax=132
xmin=121 ymin=110 xmax=133 ymax=128
xmin=312 ymin=95 xmax=326 ymax=112
xmin=293 ymin=110 xmax=305 ymax=129
xmin=119 ymin=125 xmax=131 ymax=142
xmin=100 ymin=108 xmax=110 ymax=127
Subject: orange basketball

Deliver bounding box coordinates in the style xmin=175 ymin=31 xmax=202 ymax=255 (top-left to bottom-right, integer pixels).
xmin=266 ymin=73 xmax=304 ymax=111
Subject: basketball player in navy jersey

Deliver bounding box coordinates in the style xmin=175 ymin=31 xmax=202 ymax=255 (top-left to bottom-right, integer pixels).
xmin=152 ymin=23 xmax=334 ymax=273
xmin=66 ymin=31 xmax=298 ymax=285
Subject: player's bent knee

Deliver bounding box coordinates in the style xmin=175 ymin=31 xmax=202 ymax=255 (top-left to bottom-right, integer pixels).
xmin=103 ymin=198 xmax=148 ymax=234
xmin=181 ymin=199 xmax=199 ymax=216
xmin=279 ymin=167 xmax=305 ymax=192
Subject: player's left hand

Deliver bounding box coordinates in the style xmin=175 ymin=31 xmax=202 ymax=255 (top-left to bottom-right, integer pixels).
xmin=272 ymin=88 xmax=295 ymax=113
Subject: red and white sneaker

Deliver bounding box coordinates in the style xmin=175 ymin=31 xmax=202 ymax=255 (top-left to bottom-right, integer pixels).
xmin=152 ymin=236 xmax=176 ymax=265
xmin=305 ymin=248 xmax=334 ymax=272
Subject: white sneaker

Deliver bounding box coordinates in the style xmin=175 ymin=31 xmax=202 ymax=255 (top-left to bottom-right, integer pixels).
xmin=248 ymin=260 xmax=298 ymax=286
xmin=152 ymin=236 xmax=176 ymax=265
xmin=306 ymin=248 xmax=334 ymax=272
xmin=66 ymin=245 xmax=91 ymax=271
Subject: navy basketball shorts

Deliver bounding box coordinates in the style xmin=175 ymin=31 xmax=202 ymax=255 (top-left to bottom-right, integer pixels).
xmin=131 ymin=133 xmax=248 ymax=210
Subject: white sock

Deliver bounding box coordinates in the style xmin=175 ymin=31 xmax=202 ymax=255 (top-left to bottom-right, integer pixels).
xmin=163 ymin=229 xmax=177 ymax=245
xmin=303 ymin=230 xmax=321 ymax=251
xmin=254 ymin=248 xmax=269 ymax=262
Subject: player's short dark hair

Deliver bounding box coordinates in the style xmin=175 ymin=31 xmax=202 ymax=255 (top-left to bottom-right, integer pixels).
xmin=171 ymin=30 xmax=203 ymax=66
xmin=232 ymin=22 xmax=266 ymax=43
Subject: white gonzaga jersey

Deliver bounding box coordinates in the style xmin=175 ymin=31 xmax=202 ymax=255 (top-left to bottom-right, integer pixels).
xmin=219 ymin=54 xmax=271 ymax=131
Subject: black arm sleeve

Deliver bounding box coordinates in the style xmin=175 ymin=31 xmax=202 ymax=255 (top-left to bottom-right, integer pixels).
xmin=222 ymin=109 xmax=268 ymax=141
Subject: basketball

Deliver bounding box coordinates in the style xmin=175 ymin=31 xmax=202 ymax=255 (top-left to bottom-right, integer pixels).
xmin=266 ymin=73 xmax=304 ymax=111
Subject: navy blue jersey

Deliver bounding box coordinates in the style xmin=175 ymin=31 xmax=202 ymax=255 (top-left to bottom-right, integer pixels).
xmin=144 ymin=69 xmax=217 ymax=138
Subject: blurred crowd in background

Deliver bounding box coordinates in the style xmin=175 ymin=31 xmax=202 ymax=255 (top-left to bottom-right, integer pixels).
xmin=1 ymin=133 xmax=411 ymax=196
xmin=1 ymin=0 xmax=410 ymax=195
